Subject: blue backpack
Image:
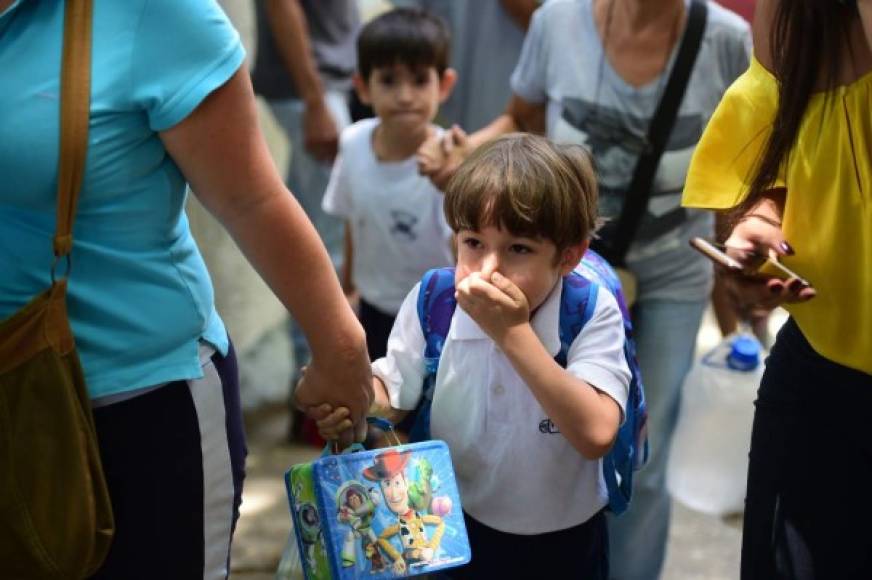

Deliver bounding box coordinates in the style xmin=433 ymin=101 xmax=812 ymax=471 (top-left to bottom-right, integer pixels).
xmin=407 ymin=249 xmax=648 ymax=515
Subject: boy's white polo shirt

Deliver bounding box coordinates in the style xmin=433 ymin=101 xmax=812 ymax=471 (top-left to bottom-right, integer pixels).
xmin=372 ymin=277 xmax=630 ymax=534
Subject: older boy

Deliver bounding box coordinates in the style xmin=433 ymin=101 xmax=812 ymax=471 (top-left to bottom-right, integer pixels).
xmin=321 ymin=8 xmax=457 ymax=361
xmin=314 ymin=134 xmax=631 ymax=578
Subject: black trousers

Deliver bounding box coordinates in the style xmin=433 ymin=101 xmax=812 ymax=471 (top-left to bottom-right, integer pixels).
xmin=447 ymin=510 xmax=609 ymax=579
xmin=742 ymin=318 xmax=872 ymax=579
xmin=359 ymin=299 xmax=396 ymax=361
xmin=90 ymin=342 xmax=246 ymax=579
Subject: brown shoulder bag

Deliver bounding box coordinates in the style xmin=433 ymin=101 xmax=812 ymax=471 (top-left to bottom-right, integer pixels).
xmin=0 ymin=0 xmax=115 ymax=577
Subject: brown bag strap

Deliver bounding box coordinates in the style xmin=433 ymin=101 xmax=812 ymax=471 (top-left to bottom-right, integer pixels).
xmin=53 ymin=0 xmax=93 ymax=266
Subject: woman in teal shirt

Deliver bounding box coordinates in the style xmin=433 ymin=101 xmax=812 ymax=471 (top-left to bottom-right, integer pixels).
xmin=0 ymin=0 xmax=372 ymax=576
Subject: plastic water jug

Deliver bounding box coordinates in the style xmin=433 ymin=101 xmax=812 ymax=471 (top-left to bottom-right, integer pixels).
xmin=666 ymin=334 xmax=764 ymax=516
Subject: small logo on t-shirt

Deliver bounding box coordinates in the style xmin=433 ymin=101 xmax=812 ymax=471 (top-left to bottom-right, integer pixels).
xmin=539 ymin=418 xmax=560 ymax=435
xmin=390 ymin=210 xmax=419 ymax=241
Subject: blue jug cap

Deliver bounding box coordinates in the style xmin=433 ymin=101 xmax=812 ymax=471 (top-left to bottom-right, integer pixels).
xmin=727 ymin=335 xmax=760 ymax=371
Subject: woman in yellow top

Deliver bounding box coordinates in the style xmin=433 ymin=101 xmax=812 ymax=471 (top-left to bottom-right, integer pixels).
xmin=683 ymin=0 xmax=872 ymax=577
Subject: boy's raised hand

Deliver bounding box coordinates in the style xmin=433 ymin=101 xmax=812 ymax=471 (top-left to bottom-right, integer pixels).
xmin=417 ymin=124 xmax=470 ymax=190
xmin=456 ymin=271 xmax=530 ymax=345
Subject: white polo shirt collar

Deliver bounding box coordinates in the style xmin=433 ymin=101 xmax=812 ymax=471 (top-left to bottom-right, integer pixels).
xmin=449 ymin=277 xmax=563 ymax=357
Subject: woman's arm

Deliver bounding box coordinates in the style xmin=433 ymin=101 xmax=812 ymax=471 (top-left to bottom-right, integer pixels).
xmin=264 ymin=0 xmax=338 ymax=162
xmin=500 ymin=0 xmax=540 ymax=30
xmin=417 ymin=94 xmax=546 ymax=189
xmin=160 ymin=66 xmax=372 ymax=440
xmin=470 ymin=93 xmax=546 ymax=146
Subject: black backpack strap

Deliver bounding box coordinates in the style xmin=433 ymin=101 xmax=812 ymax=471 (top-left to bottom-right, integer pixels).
xmin=599 ymin=0 xmax=708 ymax=266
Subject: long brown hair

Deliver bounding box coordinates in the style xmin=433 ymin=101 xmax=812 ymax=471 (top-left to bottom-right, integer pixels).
xmin=745 ymin=0 xmax=859 ymax=209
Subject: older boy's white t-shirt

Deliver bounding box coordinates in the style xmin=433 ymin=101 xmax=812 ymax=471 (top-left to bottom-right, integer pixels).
xmin=322 ymin=118 xmax=454 ymax=314
xmin=372 ymin=278 xmax=631 ymax=534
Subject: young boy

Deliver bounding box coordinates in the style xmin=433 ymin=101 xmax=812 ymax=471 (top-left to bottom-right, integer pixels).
xmin=321 ymin=8 xmax=457 ymax=361
xmin=314 ymin=134 xmax=631 ymax=578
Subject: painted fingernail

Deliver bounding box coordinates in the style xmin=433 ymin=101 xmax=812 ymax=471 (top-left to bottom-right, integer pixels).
xmin=788 ymin=279 xmax=803 ymax=292
xmin=769 ymin=285 xmax=781 ymax=295
xmin=780 ymin=241 xmax=795 ymax=255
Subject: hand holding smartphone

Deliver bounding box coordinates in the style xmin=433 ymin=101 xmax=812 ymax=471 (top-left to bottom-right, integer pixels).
xmin=689 ymin=237 xmax=813 ymax=288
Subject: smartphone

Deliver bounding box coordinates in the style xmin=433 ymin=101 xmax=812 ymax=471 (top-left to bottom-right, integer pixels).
xmin=689 ymin=237 xmax=812 ymax=287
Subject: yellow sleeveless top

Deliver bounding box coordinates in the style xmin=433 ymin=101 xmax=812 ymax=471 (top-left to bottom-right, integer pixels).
xmin=683 ymin=57 xmax=872 ymax=374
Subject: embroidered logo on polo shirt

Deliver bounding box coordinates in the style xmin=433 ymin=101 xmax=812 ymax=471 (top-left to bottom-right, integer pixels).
xmin=539 ymin=418 xmax=560 ymax=434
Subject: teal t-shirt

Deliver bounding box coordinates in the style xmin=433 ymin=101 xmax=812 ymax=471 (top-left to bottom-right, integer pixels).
xmin=0 ymin=0 xmax=245 ymax=397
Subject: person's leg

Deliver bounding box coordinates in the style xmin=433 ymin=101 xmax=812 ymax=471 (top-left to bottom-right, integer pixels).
xmin=742 ymin=319 xmax=872 ymax=579
xmin=741 ymin=319 xmax=803 ymax=579
xmin=608 ymin=299 xmax=707 ymax=580
xmin=90 ymin=343 xmax=246 ymax=579
xmin=448 ymin=511 xmax=609 ymax=579
xmin=358 ymin=299 xmax=396 ymax=361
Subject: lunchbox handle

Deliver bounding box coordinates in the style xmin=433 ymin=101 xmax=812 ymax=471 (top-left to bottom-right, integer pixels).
xmin=323 ymin=417 xmax=402 ymax=456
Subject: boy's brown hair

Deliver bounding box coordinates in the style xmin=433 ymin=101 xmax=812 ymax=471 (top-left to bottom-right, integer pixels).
xmin=444 ymin=133 xmax=600 ymax=257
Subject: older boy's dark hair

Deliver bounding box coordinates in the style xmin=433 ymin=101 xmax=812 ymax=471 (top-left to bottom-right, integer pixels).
xmin=356 ymin=7 xmax=450 ymax=80
xmin=444 ymin=134 xmax=600 ymax=257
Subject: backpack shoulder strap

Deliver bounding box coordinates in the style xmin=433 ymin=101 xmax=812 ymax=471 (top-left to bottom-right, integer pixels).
xmin=416 ymin=267 xmax=458 ymax=363
xmin=575 ymin=249 xmax=650 ymax=515
xmin=574 ymin=249 xmax=632 ymax=321
xmin=410 ymin=268 xmax=457 ymax=443
xmin=556 ymin=272 xmax=600 ymax=367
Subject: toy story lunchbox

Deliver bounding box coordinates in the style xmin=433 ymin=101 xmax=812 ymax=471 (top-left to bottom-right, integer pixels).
xmin=286 ymin=439 xmax=471 ymax=579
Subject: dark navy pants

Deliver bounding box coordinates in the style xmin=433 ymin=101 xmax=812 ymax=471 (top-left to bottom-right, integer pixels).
xmin=742 ymin=319 xmax=872 ymax=579
xmin=359 ymin=298 xmax=396 ymax=362
xmin=90 ymin=341 xmax=247 ymax=579
xmin=448 ymin=510 xmax=609 ymax=579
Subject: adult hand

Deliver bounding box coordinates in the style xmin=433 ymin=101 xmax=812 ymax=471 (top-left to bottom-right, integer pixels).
xmin=294 ymin=344 xmax=373 ymax=445
xmin=722 ymin=212 xmax=816 ymax=315
xmin=456 ymin=271 xmax=530 ymax=345
xmin=303 ymin=99 xmax=339 ymax=163
xmin=417 ymin=124 xmax=470 ymax=190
